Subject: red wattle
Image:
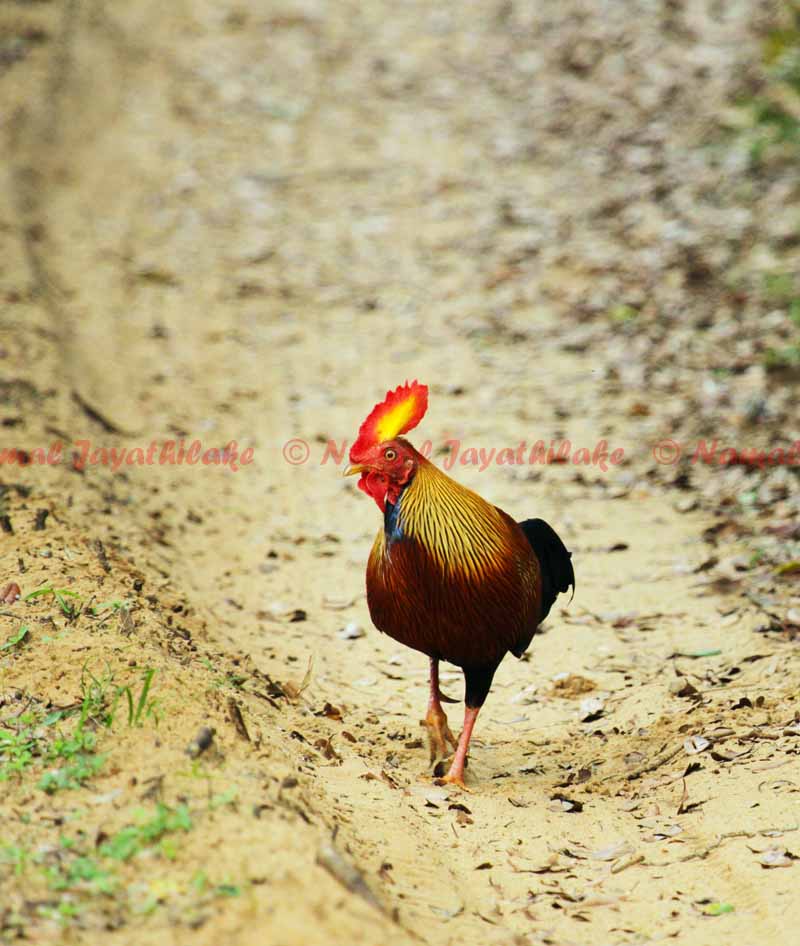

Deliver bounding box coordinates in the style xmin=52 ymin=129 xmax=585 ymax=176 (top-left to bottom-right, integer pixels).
xmin=358 ymin=471 xmax=388 ymax=512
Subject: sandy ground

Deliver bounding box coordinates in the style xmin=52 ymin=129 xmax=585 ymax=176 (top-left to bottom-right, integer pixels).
xmin=2 ymin=2 xmax=799 ymax=944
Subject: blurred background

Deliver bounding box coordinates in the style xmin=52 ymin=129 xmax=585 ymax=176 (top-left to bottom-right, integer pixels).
xmin=2 ymin=1 xmax=799 ymax=522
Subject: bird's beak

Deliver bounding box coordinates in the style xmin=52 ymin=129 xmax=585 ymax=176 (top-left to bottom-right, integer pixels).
xmin=343 ymin=463 xmax=367 ymax=477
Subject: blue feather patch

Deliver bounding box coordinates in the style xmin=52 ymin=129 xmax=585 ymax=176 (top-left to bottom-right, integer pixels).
xmin=383 ymin=492 xmax=406 ymax=546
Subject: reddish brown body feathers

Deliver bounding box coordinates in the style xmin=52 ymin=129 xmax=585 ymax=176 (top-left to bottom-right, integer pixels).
xmin=365 ymin=448 xmax=542 ymax=668
xmin=346 ymin=381 xmax=574 ymax=787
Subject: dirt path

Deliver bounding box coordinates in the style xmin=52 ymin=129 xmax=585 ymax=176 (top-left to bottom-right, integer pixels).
xmin=2 ymin=2 xmax=799 ymax=944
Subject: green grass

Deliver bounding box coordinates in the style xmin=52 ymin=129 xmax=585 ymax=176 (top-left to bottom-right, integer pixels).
xmin=0 ymin=710 xmax=106 ymax=794
xmin=45 ymin=843 xmax=117 ymax=896
xmin=77 ymin=663 xmax=160 ymax=729
xmin=38 ymin=746 xmax=106 ymax=794
xmin=0 ymin=666 xmax=159 ymax=794
xmin=23 ymin=586 xmax=82 ymax=620
xmin=752 ymin=25 xmax=800 ymax=141
xmin=763 ymin=343 xmax=800 ymax=369
xmin=200 ymin=656 xmax=247 ymax=691
xmin=117 ymin=668 xmax=159 ymax=726
xmin=0 ymin=727 xmax=37 ymax=780
xmin=100 ymin=804 xmax=192 ymax=862
xmin=760 ymin=271 xmax=800 ymax=369
xmin=608 ymin=304 xmax=639 ymax=323
xmin=0 ymin=844 xmax=29 ymax=877
xmin=90 ymin=599 xmax=130 ymax=615
xmin=209 ymin=787 xmax=238 ymax=810
xmin=1 ymin=803 xmax=239 ymax=929
xmin=750 ymin=0 xmax=800 ymax=346
xmin=741 ymin=4 xmax=800 ymax=163
xmin=1 ymin=625 xmax=29 ymax=651
xmin=21 ymin=580 xmax=131 ymax=635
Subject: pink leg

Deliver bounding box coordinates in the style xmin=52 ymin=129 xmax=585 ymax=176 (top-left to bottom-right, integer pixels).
xmin=422 ymin=658 xmax=458 ymax=762
xmin=440 ymin=706 xmax=480 ymax=790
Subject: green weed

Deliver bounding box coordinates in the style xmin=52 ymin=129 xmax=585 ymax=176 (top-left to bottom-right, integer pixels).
xmin=1 ymin=625 xmax=29 ymax=651
xmin=2 ymin=802 xmax=240 ymax=931
xmin=100 ymin=803 xmax=192 ymax=862
xmin=0 ymin=845 xmax=29 ymax=877
xmin=23 ymin=586 xmax=82 ymax=620
xmin=763 ymin=343 xmax=800 ymax=369
xmin=215 ymin=883 xmax=241 ymax=897
xmin=759 ymin=271 xmax=800 ymax=369
xmin=45 ymin=851 xmax=117 ymax=896
xmin=213 ymin=671 xmax=247 ymax=691
xmin=742 ymin=4 xmax=800 ymax=163
xmin=116 ymin=668 xmax=159 ymax=727
xmin=209 ymin=787 xmax=238 ymax=810
xmin=0 ymin=728 xmax=37 ymax=780
xmin=79 ymin=662 xmax=117 ymax=727
xmin=90 ymin=599 xmax=129 ymax=615
xmin=0 ymin=705 xmax=86 ymax=783
xmin=38 ymin=725 xmax=106 ymax=794
xmin=608 ymin=304 xmax=639 ymax=323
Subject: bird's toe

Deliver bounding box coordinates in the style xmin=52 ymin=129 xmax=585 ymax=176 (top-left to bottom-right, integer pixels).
xmin=436 ymin=772 xmax=471 ymax=792
xmin=424 ymin=729 xmax=452 ymax=765
xmin=421 ymin=711 xmax=457 ymax=764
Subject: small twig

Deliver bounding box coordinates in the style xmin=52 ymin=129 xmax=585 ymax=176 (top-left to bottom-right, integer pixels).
xmin=601 ymin=745 xmax=684 ymax=783
xmin=611 ymin=853 xmax=644 ymax=874
xmin=6 ymin=697 xmax=34 ymax=721
xmin=317 ymin=831 xmax=387 ymax=917
xmin=93 ymin=539 xmax=111 ymax=573
xmin=648 ymin=824 xmax=800 ymax=866
xmin=227 ymin=697 xmax=251 ymax=742
xmin=71 ymin=390 xmax=127 ymax=435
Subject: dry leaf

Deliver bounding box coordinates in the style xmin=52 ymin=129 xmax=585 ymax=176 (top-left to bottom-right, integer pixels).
xmin=322 ymin=593 xmax=357 ymax=610
xmin=590 ymin=841 xmax=631 ymax=861
xmin=284 ymin=657 xmax=313 ymax=700
xmin=759 ymin=848 xmax=796 ymax=868
xmin=317 ymin=702 xmax=343 ymax=721
xmin=683 ymin=735 xmax=711 ymax=755
xmin=579 ymin=696 xmax=605 ymax=721
xmin=549 ymin=793 xmax=584 ymax=813
xmin=676 ymin=778 xmax=689 ymax=815
xmin=314 ymin=737 xmax=341 ymax=761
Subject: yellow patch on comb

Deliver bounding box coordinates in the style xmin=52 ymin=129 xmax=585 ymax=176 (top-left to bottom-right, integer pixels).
xmin=350 ymin=380 xmax=429 ymax=459
xmin=374 ymin=397 xmax=419 ymax=442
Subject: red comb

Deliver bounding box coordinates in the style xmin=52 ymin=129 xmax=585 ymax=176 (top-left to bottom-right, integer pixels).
xmin=350 ymin=381 xmax=428 ymax=460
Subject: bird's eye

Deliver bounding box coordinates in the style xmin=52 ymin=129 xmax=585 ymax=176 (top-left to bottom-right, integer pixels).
xmin=384 ymin=448 xmax=397 ymax=461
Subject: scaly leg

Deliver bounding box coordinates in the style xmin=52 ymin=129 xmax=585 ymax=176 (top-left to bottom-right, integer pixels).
xmin=439 ymin=705 xmax=480 ymax=790
xmin=421 ymin=657 xmax=458 ymax=763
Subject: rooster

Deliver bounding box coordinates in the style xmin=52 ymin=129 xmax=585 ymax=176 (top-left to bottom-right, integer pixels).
xmin=345 ymin=381 xmax=575 ymax=788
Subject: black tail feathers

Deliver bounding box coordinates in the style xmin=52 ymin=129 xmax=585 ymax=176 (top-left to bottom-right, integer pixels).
xmin=518 ymin=518 xmax=575 ymax=622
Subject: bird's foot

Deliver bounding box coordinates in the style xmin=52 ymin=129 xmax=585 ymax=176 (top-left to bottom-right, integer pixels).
xmin=421 ymin=706 xmax=458 ymax=764
xmin=436 ymin=771 xmax=471 ymax=792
